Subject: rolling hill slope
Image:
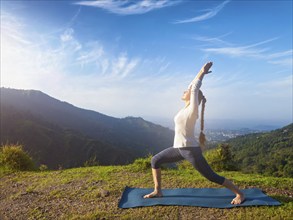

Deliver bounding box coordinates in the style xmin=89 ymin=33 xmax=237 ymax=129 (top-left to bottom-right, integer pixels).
xmin=0 ymin=88 xmax=174 ymax=169
xmin=226 ymin=123 xmax=293 ymax=177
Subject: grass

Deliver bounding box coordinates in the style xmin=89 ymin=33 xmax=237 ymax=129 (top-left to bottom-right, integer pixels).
xmin=0 ymin=163 xmax=292 ymax=220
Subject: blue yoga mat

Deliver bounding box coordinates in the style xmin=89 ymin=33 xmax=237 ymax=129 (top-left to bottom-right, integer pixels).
xmin=118 ymin=186 xmax=281 ymax=209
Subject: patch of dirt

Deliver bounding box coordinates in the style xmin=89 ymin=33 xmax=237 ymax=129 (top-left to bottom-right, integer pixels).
xmin=243 ymin=185 xmax=293 ymax=197
xmin=0 ymin=174 xmax=112 ymax=220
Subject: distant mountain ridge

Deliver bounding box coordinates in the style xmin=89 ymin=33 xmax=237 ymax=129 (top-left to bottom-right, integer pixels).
xmin=0 ymin=88 xmax=174 ymax=169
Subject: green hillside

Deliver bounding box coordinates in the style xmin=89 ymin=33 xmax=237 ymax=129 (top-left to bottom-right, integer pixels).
xmin=0 ymin=105 xmax=137 ymax=169
xmin=0 ymin=88 xmax=174 ymax=169
xmin=0 ymin=162 xmax=292 ymax=220
xmin=226 ymin=123 xmax=293 ymax=178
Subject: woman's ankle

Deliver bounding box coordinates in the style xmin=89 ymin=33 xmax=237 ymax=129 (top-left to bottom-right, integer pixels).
xmin=154 ymin=187 xmax=161 ymax=192
xmin=237 ymin=191 xmax=244 ymax=196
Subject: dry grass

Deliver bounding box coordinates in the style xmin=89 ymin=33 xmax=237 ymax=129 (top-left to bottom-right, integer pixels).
xmin=0 ymin=165 xmax=292 ymax=220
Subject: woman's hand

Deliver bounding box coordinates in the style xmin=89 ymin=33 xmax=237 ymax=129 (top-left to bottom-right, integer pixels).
xmin=194 ymin=61 xmax=213 ymax=81
xmin=200 ymin=62 xmax=213 ymax=74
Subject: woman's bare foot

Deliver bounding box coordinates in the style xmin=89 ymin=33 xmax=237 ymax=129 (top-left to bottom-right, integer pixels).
xmin=231 ymin=192 xmax=245 ymax=205
xmin=143 ymin=190 xmax=163 ymax=198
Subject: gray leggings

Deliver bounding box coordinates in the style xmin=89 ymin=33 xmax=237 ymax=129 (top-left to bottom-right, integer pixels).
xmin=151 ymin=147 xmax=225 ymax=185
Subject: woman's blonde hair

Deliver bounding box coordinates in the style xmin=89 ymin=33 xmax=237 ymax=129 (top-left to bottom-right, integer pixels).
xmin=198 ymin=90 xmax=206 ymax=150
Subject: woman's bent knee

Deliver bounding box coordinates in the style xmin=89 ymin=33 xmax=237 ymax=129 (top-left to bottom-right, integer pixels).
xmin=151 ymin=156 xmax=160 ymax=169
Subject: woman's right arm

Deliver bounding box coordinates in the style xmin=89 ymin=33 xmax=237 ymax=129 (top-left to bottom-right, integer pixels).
xmin=190 ymin=62 xmax=213 ymax=85
xmin=187 ymin=62 xmax=212 ymax=91
xmin=188 ymin=62 xmax=213 ymax=115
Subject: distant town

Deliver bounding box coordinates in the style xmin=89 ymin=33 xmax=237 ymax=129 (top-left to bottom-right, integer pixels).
xmin=153 ymin=118 xmax=282 ymax=144
xmin=202 ymin=128 xmax=262 ymax=143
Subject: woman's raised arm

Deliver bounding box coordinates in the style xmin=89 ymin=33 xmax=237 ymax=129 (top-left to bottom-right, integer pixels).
xmin=188 ymin=62 xmax=213 ymax=115
xmin=192 ymin=61 xmax=213 ymax=84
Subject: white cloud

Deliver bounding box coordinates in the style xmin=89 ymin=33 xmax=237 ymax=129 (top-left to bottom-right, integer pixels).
xmin=60 ymin=28 xmax=74 ymax=42
xmin=174 ymin=0 xmax=230 ymax=24
xmin=200 ymin=37 xmax=292 ymax=67
xmin=59 ymin=28 xmax=82 ymax=54
xmin=0 ymin=12 xmax=32 ymax=45
xmin=74 ymin=0 xmax=179 ymax=15
xmin=75 ymin=41 xmax=104 ymax=68
xmin=2 ymin=11 xmax=291 ymax=126
xmin=108 ymin=53 xmax=141 ymax=78
xmin=266 ymin=50 xmax=293 ymax=59
xmin=266 ymin=50 xmax=293 ymax=67
xmin=257 ymin=75 xmax=292 ymax=93
xmin=202 ymin=38 xmax=276 ymax=57
xmin=1 ymin=11 xmax=185 ymax=121
xmin=268 ymin=58 xmax=293 ymax=67
xmin=202 ymin=73 xmax=293 ymax=122
xmin=1 ymin=12 xmax=65 ymax=90
xmin=120 ymin=57 xmax=140 ymax=78
xmin=191 ymin=32 xmax=233 ymax=46
xmin=203 ymin=46 xmax=268 ymax=58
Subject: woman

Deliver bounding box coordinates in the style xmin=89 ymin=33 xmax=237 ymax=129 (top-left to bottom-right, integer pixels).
xmin=144 ymin=62 xmax=245 ymax=205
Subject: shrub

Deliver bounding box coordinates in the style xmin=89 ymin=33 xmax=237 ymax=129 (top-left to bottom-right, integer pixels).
xmin=0 ymin=144 xmax=36 ymax=171
xmin=177 ymin=160 xmax=193 ymax=170
xmin=39 ymin=164 xmax=48 ymax=171
xmin=84 ymin=155 xmax=99 ymax=167
xmin=205 ymin=144 xmax=238 ymax=171
xmin=130 ymin=155 xmax=152 ymax=172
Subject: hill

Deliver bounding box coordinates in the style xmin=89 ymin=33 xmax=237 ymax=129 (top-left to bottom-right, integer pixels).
xmin=0 ymin=105 xmax=134 ymax=169
xmin=226 ymin=123 xmax=293 ymax=177
xmin=0 ymin=163 xmax=292 ymax=219
xmin=0 ymin=88 xmax=173 ymax=169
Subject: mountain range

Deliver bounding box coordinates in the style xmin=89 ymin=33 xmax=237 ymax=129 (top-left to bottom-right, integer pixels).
xmin=1 ymin=87 xmax=292 ymax=177
xmin=0 ymin=88 xmax=174 ymax=169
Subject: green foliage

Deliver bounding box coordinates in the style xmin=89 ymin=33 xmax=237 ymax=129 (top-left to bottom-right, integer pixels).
xmin=227 ymin=123 xmax=293 ymax=178
xmin=1 ymin=104 xmax=137 ymax=169
xmin=204 ymin=144 xmax=238 ymax=171
xmin=177 ymin=160 xmax=193 ymax=170
xmin=176 ymin=144 xmax=238 ymax=172
xmin=0 ymin=144 xmax=35 ymax=171
xmin=39 ymin=164 xmax=48 ymax=171
xmin=204 ymin=148 xmax=221 ymax=171
xmin=0 ymin=166 xmax=14 ymax=177
xmin=129 ymin=155 xmax=152 ymax=171
xmin=83 ymin=155 xmax=99 ymax=167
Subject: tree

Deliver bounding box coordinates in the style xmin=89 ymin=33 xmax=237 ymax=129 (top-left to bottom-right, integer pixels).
xmin=205 ymin=143 xmax=238 ymax=171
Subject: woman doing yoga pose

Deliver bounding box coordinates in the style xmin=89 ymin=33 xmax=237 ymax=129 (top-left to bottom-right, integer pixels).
xmin=143 ymin=62 xmax=245 ymax=205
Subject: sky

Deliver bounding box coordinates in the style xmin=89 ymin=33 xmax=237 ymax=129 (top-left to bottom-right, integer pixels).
xmin=1 ymin=0 xmax=292 ymax=129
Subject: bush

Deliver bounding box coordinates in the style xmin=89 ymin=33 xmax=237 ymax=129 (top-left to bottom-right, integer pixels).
xmin=84 ymin=155 xmax=99 ymax=167
xmin=177 ymin=160 xmax=193 ymax=170
xmin=205 ymin=144 xmax=238 ymax=171
xmin=130 ymin=155 xmax=152 ymax=172
xmin=39 ymin=164 xmax=48 ymax=171
xmin=204 ymin=148 xmax=223 ymax=171
xmin=0 ymin=144 xmax=36 ymax=171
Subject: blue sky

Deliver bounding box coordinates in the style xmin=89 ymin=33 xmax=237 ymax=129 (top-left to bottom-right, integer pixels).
xmin=1 ymin=0 xmax=292 ymax=128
